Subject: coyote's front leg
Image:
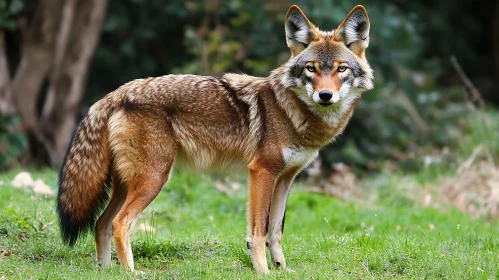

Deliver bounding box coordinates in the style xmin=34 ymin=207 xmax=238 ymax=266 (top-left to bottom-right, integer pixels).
xmin=246 ymin=164 xmax=278 ymax=274
xmin=266 ymin=169 xmax=298 ymax=270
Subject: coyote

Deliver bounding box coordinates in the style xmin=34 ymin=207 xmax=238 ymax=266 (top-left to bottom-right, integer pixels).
xmin=57 ymin=5 xmax=373 ymax=274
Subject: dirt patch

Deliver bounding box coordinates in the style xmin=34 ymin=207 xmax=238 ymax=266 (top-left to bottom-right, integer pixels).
xmin=436 ymin=147 xmax=499 ymax=218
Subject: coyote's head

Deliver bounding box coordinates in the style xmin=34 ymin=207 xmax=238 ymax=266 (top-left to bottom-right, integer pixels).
xmin=282 ymin=5 xmax=373 ymax=108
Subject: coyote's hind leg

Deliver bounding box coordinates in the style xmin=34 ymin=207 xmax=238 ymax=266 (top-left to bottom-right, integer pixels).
xmin=109 ymin=109 xmax=177 ymax=271
xmin=112 ymin=171 xmax=171 ymax=271
xmin=95 ymin=174 xmax=127 ymax=265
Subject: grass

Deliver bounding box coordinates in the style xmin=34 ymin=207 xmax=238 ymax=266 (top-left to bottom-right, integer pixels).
xmin=1 ymin=168 xmax=498 ymax=279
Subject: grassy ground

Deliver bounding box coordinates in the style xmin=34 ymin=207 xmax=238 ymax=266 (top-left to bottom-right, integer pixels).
xmin=0 ymin=168 xmax=498 ymax=279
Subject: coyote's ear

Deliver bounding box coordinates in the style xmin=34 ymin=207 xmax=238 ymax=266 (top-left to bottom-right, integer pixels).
xmin=285 ymin=5 xmax=319 ymax=56
xmin=334 ymin=5 xmax=370 ymax=59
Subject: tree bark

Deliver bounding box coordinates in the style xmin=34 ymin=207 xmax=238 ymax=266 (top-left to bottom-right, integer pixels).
xmin=0 ymin=31 xmax=14 ymax=115
xmin=40 ymin=0 xmax=109 ymax=164
xmin=11 ymin=0 xmax=64 ymax=131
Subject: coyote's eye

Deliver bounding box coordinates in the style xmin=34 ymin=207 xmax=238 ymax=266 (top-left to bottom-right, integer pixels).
xmin=337 ymin=66 xmax=348 ymax=72
xmin=305 ymin=65 xmax=315 ymax=72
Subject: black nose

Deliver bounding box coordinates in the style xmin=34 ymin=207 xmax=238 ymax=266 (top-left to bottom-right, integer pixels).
xmin=319 ymin=90 xmax=333 ymax=101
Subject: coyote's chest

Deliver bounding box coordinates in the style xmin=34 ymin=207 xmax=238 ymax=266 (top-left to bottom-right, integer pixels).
xmin=282 ymin=145 xmax=318 ymax=171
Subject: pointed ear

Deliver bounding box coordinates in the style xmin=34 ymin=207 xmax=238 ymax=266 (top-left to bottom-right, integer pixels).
xmin=334 ymin=5 xmax=370 ymax=58
xmin=285 ymin=5 xmax=319 ymax=56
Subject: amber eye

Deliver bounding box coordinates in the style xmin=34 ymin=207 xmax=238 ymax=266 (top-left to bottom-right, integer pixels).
xmin=305 ymin=65 xmax=315 ymax=72
xmin=337 ymin=65 xmax=348 ymax=72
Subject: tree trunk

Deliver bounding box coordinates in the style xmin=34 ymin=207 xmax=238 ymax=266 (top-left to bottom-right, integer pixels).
xmin=5 ymin=0 xmax=65 ymax=164
xmin=493 ymin=0 xmax=499 ymax=97
xmin=12 ymin=0 xmax=64 ymax=131
xmin=40 ymin=0 xmax=109 ymax=164
xmin=2 ymin=0 xmax=108 ymax=165
xmin=0 ymin=31 xmax=14 ymax=115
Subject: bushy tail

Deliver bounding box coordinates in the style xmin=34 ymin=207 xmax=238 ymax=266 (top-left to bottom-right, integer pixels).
xmin=57 ymin=98 xmax=117 ymax=246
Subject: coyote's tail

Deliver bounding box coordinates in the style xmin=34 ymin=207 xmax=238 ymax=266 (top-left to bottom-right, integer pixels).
xmin=57 ymin=97 xmax=119 ymax=246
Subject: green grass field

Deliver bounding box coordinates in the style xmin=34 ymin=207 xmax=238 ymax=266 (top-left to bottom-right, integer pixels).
xmin=1 ymin=168 xmax=498 ymax=279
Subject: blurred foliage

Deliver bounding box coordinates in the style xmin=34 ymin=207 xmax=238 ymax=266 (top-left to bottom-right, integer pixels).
xmin=0 ymin=115 xmax=26 ymax=168
xmin=0 ymin=0 xmax=23 ymax=30
xmin=0 ymin=0 xmax=26 ymax=169
xmin=457 ymin=110 xmax=499 ymax=162
xmin=1 ymin=0 xmax=495 ymax=170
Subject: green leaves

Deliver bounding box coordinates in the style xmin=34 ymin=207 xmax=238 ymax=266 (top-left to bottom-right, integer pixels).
xmin=0 ymin=115 xmax=27 ymax=168
xmin=0 ymin=0 xmax=23 ymax=30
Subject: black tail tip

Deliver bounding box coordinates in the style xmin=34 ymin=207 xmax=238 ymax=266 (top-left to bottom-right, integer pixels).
xmin=59 ymin=218 xmax=83 ymax=247
xmin=57 ymin=201 xmax=87 ymax=247
xmin=61 ymin=230 xmax=80 ymax=247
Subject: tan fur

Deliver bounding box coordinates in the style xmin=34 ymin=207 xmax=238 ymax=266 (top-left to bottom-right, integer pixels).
xmin=57 ymin=5 xmax=373 ymax=274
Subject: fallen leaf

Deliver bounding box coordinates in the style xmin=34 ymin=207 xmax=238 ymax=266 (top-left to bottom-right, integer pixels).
xmin=1 ymin=250 xmax=12 ymax=256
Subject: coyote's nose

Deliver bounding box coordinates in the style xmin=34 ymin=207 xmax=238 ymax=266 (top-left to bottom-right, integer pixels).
xmin=318 ymin=90 xmax=333 ymax=101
